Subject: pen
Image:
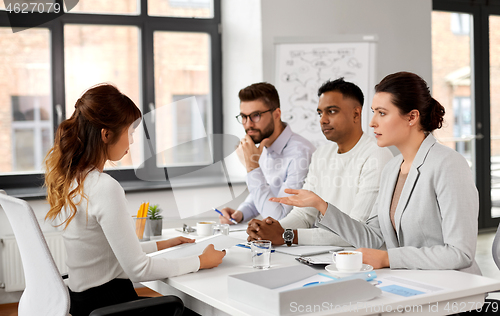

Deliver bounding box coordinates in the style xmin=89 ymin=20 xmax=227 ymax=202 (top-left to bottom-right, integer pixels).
xmin=236 ymin=243 xmax=251 ymax=249
xmin=213 ymin=207 xmax=238 ymax=224
xmin=236 ymin=243 xmax=275 ymax=252
xmin=303 ymin=282 xmax=321 ymax=287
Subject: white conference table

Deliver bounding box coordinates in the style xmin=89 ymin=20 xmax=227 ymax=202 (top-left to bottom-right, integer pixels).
xmin=142 ymin=229 xmax=500 ymax=316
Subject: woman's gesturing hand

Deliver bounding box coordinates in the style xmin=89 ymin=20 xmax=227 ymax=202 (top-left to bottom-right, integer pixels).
xmin=269 ymin=189 xmax=328 ymax=215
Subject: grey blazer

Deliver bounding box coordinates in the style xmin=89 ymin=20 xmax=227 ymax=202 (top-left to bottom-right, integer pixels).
xmin=318 ymin=134 xmax=481 ymax=274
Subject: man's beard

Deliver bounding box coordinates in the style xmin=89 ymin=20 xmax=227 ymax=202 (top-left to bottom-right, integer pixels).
xmin=246 ymin=120 xmax=274 ymax=144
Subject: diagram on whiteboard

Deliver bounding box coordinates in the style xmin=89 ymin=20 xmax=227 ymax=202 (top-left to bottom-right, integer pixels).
xmin=275 ymin=41 xmax=373 ymax=148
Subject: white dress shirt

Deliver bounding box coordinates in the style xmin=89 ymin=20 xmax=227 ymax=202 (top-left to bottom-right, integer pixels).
xmin=238 ymin=123 xmax=316 ymax=221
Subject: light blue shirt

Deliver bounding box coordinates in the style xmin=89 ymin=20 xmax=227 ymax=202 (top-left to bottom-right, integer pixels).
xmin=238 ymin=123 xmax=316 ymax=221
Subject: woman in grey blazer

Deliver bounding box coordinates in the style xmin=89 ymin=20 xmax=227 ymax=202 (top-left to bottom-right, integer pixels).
xmin=270 ymin=72 xmax=480 ymax=274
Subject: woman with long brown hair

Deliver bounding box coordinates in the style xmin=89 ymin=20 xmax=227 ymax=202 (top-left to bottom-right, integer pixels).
xmin=45 ymin=83 xmax=225 ymax=316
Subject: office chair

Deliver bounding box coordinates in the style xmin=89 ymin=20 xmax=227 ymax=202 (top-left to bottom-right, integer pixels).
xmin=493 ymin=223 xmax=500 ymax=270
xmin=0 ymin=191 xmax=184 ymax=316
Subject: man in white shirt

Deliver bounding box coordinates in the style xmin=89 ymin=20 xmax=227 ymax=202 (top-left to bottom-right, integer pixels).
xmin=219 ymin=82 xmax=315 ymax=224
xmin=247 ymin=78 xmax=393 ymax=246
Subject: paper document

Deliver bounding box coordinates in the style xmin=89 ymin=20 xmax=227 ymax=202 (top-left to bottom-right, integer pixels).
xmin=274 ymin=245 xmax=343 ymax=257
xmin=228 ymin=223 xmax=248 ymax=232
xmin=148 ymin=234 xmax=241 ymax=259
xmin=229 ymin=230 xmax=249 ymax=241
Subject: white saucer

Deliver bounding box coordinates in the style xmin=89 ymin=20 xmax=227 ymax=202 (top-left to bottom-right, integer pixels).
xmin=325 ymin=263 xmax=373 ymax=276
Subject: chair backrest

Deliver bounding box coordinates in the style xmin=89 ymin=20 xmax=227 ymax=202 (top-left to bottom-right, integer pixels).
xmin=493 ymin=224 xmax=500 ymax=271
xmin=0 ymin=192 xmax=70 ymax=316
xmin=492 ymin=223 xmax=500 ymax=271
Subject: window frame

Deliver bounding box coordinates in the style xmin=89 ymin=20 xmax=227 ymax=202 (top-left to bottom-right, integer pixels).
xmin=0 ymin=0 xmax=223 ymax=197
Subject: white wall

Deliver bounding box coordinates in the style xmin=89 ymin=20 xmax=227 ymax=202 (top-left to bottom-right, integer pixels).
xmin=221 ymin=0 xmax=263 ymax=137
xmin=261 ymin=0 xmax=432 ymax=95
xmin=221 ymin=0 xmax=264 ymax=175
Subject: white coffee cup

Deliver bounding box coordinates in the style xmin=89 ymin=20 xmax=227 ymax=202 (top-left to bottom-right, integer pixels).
xmin=197 ymin=221 xmax=216 ymax=236
xmin=332 ymin=251 xmax=363 ymax=272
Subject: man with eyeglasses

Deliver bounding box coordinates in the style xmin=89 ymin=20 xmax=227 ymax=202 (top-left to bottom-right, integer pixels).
xmin=219 ymin=82 xmax=316 ymax=224
xmin=246 ymin=78 xmax=393 ymax=247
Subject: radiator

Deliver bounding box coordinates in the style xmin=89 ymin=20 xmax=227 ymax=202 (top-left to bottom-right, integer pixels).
xmin=1 ymin=231 xmax=67 ymax=292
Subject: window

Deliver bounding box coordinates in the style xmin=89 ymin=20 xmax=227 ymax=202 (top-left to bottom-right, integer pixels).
xmin=0 ymin=27 xmax=51 ymax=175
xmin=0 ymin=0 xmax=222 ymax=194
xmin=453 ymin=96 xmax=472 ymax=157
xmin=432 ymin=11 xmax=473 ymax=167
xmin=434 ymin=0 xmax=500 ymax=228
xmin=149 ymin=0 xmax=213 ymax=18
xmin=67 ymin=1 xmax=138 ymax=15
xmin=489 ymin=14 xmax=500 ymax=219
xmin=164 ymin=95 xmax=211 ymax=166
xmin=11 ymin=96 xmax=53 ymax=172
xmin=450 ymin=12 xmax=470 ymax=35
xmin=64 ymin=24 xmax=141 ymax=170
xmin=154 ymin=31 xmax=212 ymax=167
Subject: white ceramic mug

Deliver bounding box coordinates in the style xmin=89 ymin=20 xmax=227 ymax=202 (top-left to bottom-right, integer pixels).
xmin=332 ymin=251 xmax=363 ymax=272
xmin=197 ymin=221 xmax=216 ymax=236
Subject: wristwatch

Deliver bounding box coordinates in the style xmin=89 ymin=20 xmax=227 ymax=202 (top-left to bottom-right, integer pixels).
xmin=283 ymin=229 xmax=294 ymax=247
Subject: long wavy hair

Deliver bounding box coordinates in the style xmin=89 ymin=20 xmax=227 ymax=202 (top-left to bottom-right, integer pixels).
xmin=44 ymin=84 xmax=141 ymax=228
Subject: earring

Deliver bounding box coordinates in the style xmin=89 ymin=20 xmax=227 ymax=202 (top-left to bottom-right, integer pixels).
xmin=409 ymin=123 xmax=413 ymax=126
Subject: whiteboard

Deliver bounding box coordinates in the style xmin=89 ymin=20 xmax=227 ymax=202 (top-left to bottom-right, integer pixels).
xmin=274 ymin=36 xmax=377 ymax=148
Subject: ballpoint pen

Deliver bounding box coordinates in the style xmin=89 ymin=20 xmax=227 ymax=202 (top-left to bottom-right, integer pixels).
xmin=212 ymin=207 xmax=238 ymax=224
xmin=236 ymin=243 xmax=275 ymax=253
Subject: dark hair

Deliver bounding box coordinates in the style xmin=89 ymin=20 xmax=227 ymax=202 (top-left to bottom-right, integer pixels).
xmin=238 ymin=82 xmax=280 ymax=110
xmin=45 ymin=83 xmax=141 ymax=228
xmin=375 ymin=72 xmax=445 ymax=132
xmin=317 ymin=78 xmax=364 ymax=107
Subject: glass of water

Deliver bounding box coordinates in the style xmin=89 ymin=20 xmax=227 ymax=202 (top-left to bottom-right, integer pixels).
xmin=213 ymin=223 xmax=230 ymax=235
xmin=251 ymin=240 xmax=272 ymax=269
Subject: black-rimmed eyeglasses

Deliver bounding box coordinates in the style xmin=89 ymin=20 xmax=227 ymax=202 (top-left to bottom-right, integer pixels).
xmin=235 ymin=109 xmax=273 ymax=124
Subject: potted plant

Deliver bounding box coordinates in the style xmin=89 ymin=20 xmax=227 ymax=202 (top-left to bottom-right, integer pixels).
xmin=148 ymin=204 xmax=163 ymax=236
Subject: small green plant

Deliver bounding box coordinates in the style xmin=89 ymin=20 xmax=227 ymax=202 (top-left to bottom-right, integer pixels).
xmin=148 ymin=204 xmax=163 ymax=220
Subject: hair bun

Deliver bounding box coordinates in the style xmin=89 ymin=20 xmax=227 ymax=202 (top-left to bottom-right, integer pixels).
xmin=375 ymin=72 xmax=445 ymax=132
xmin=426 ymin=98 xmax=445 ymax=131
